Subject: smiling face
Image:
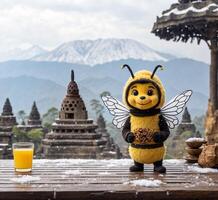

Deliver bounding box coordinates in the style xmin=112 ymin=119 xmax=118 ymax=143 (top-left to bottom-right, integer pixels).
xmin=127 ymin=83 xmax=160 ymax=110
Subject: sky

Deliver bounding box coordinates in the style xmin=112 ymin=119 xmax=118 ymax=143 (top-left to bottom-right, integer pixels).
xmin=0 ymin=0 xmax=210 ymax=63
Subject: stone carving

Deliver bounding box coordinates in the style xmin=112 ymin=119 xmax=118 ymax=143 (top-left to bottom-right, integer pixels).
xmin=0 ymin=98 xmax=17 ymax=159
xmin=96 ymin=114 xmax=122 ymax=159
xmin=42 ymin=70 xmax=117 ymax=159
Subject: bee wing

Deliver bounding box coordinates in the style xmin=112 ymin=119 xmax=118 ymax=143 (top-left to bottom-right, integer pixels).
xmin=161 ymin=90 xmax=193 ymax=129
xmin=101 ymin=95 xmax=129 ymax=129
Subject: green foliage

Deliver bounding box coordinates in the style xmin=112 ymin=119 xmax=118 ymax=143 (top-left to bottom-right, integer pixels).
xmin=193 ymin=115 xmax=205 ymax=136
xmin=42 ymin=107 xmax=58 ymax=130
xmin=90 ymin=99 xmax=104 ymax=118
xmin=106 ymin=122 xmax=128 ymax=156
xmin=13 ymin=127 xmax=44 ymax=155
xmin=13 ymin=126 xmax=28 ymax=142
xmin=27 ymin=129 xmax=44 ymax=154
xmin=180 ymin=131 xmax=194 ymax=139
xmin=43 ymin=122 xmax=52 ymax=130
xmin=28 ymin=129 xmax=43 ymax=143
xmin=17 ymin=110 xmax=27 ymax=123
xmin=100 ymin=91 xmax=111 ymax=97
xmin=166 ymin=129 xmax=197 ymax=159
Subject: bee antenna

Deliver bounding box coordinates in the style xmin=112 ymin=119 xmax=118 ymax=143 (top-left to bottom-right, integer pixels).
xmin=122 ymin=64 xmax=135 ymax=78
xmin=151 ymin=65 xmax=164 ymax=79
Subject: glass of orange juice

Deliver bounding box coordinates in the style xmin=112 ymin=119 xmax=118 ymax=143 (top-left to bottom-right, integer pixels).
xmin=13 ymin=142 xmax=34 ymax=172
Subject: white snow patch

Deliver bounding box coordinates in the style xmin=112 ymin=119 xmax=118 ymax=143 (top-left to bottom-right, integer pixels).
xmin=127 ymin=179 xmax=163 ymax=187
xmin=163 ymin=3 xmax=218 ymax=16
xmin=186 ymin=137 xmax=205 ymax=142
xmin=164 ymin=159 xmax=186 ymax=165
xmin=104 ymin=159 xmax=132 ymax=166
xmin=34 ymin=159 xmax=132 ymax=167
xmin=34 ymin=159 xmax=90 ymax=166
xmin=0 ymin=143 xmax=8 ymax=146
xmin=32 ymin=38 xmax=169 ymax=66
xmin=98 ymin=172 xmax=111 ymax=175
xmin=187 ymin=165 xmax=218 ymax=173
xmin=63 ymin=169 xmax=81 ymax=175
xmin=10 ymin=175 xmax=41 ymax=184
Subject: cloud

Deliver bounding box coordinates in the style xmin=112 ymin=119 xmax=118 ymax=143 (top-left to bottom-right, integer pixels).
xmin=0 ymin=0 xmax=209 ymax=63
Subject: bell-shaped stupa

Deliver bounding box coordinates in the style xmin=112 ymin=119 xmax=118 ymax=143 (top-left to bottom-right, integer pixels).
xmin=42 ymin=70 xmax=108 ymax=159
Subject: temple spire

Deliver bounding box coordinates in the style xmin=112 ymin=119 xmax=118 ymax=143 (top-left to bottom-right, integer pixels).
xmin=97 ymin=114 xmax=106 ymax=130
xmin=2 ymin=98 xmax=13 ymax=116
xmin=71 ymin=70 xmax=74 ymax=82
xmin=182 ymin=107 xmax=191 ymax=123
xmin=61 ymin=70 xmax=87 ymax=120
xmin=29 ymin=101 xmax=40 ymax=120
xmin=67 ymin=69 xmax=79 ymax=96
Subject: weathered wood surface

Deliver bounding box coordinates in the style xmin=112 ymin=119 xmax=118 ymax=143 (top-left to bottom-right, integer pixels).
xmin=0 ymin=159 xmax=218 ymax=200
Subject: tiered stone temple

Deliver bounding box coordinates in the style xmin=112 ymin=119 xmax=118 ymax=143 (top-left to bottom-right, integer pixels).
xmin=96 ymin=114 xmax=122 ymax=159
xmin=0 ymin=98 xmax=17 ymax=159
xmin=176 ymin=107 xmax=196 ymax=136
xmin=42 ymin=70 xmax=112 ymax=159
xmin=17 ymin=101 xmax=43 ymax=131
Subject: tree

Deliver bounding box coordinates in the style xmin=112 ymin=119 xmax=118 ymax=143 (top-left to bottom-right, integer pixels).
xmin=90 ymin=99 xmax=104 ymax=118
xmin=42 ymin=107 xmax=58 ymax=130
xmin=17 ymin=110 xmax=26 ymax=124
xmin=13 ymin=127 xmax=44 ymax=157
xmin=13 ymin=126 xmax=29 ymax=142
xmin=193 ymin=115 xmax=205 ymax=136
xmin=100 ymin=91 xmax=111 ymax=97
xmin=27 ymin=129 xmax=44 ymax=154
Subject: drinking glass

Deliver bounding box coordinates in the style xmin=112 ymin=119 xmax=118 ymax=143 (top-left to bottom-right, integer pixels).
xmin=13 ymin=142 xmax=34 ymax=172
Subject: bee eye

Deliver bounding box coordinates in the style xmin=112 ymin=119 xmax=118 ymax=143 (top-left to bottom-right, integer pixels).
xmin=147 ymin=89 xmax=153 ymax=96
xmin=132 ymin=90 xmax=138 ymax=96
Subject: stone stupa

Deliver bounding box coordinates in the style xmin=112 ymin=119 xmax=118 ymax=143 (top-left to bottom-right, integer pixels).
xmin=0 ymin=98 xmax=17 ymax=158
xmin=96 ymin=114 xmax=122 ymax=159
xmin=42 ymin=70 xmax=108 ymax=159
xmin=28 ymin=101 xmax=42 ymax=126
xmin=176 ymin=107 xmax=196 ymax=136
xmin=17 ymin=101 xmax=43 ymax=131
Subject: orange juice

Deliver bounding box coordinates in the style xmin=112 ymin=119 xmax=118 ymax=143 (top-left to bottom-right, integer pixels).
xmin=13 ymin=143 xmax=34 ymax=172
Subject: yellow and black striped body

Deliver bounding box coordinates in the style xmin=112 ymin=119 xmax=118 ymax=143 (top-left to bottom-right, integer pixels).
xmin=129 ymin=114 xmax=165 ymax=164
xmin=121 ymin=69 xmax=169 ymax=166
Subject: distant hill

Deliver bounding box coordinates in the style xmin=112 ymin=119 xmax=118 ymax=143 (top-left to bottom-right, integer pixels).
xmin=0 ymin=58 xmax=209 ymax=118
xmin=0 ymin=45 xmax=47 ymax=62
xmin=0 ymin=76 xmax=96 ymax=117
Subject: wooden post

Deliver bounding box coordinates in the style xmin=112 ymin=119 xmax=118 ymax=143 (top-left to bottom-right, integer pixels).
xmin=205 ymin=45 xmax=218 ymax=144
xmin=210 ymin=48 xmax=218 ymax=110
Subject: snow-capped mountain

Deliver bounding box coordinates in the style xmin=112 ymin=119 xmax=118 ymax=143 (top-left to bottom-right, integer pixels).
xmin=32 ymin=39 xmax=175 ymax=66
xmin=0 ymin=45 xmax=47 ymax=61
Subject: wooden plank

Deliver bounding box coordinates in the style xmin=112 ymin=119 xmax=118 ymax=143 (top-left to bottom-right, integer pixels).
xmin=0 ymin=160 xmax=218 ymax=200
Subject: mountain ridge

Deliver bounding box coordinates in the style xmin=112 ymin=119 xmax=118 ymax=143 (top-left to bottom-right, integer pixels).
xmin=0 ymin=57 xmax=209 ymax=118
xmin=32 ymin=38 xmax=175 ymax=65
xmin=0 ymin=45 xmax=47 ymax=61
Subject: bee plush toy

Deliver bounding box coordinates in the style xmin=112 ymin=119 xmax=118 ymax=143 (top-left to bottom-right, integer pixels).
xmin=102 ymin=64 xmax=192 ymax=173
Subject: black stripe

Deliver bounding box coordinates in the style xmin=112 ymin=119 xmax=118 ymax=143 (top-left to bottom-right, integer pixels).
xmin=131 ymin=143 xmax=163 ymax=149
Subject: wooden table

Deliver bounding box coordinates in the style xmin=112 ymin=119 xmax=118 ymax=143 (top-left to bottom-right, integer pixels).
xmin=0 ymin=159 xmax=218 ymax=200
